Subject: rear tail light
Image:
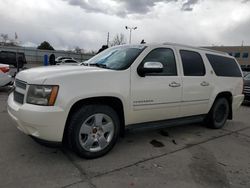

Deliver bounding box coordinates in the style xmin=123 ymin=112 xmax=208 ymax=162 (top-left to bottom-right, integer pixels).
xmin=0 ymin=66 xmax=10 ymax=73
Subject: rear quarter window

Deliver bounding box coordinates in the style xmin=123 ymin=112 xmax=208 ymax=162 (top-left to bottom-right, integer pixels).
xmin=206 ymin=54 xmax=242 ymax=77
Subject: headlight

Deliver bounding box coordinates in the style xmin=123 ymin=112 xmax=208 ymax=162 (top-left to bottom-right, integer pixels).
xmin=27 ymin=85 xmax=59 ymax=106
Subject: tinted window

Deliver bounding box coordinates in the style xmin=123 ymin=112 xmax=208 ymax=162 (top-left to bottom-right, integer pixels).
xmin=65 ymin=60 xmax=77 ymax=63
xmin=206 ymin=54 xmax=242 ymax=77
xmin=0 ymin=51 xmax=15 ymax=64
xmin=180 ymin=50 xmax=206 ymax=76
xmin=234 ymin=52 xmax=240 ymax=58
xmin=243 ymin=52 xmax=249 ymax=58
xmin=8 ymin=52 xmax=16 ymax=60
xmin=0 ymin=52 xmax=8 ymax=59
xmin=142 ymin=48 xmax=177 ymax=76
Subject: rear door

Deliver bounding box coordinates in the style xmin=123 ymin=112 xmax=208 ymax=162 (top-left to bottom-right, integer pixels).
xmin=178 ymin=49 xmax=213 ymax=116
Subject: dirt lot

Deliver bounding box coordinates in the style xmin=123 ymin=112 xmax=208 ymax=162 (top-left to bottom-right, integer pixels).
xmin=0 ymin=86 xmax=250 ymax=188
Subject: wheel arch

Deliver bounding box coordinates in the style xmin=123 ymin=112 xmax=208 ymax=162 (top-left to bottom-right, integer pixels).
xmin=63 ymin=96 xmax=125 ymax=143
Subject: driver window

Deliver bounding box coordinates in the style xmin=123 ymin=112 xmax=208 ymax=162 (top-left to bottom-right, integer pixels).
xmin=142 ymin=48 xmax=177 ymax=76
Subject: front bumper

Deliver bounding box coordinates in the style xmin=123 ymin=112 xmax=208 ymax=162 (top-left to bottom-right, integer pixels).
xmin=7 ymin=92 xmax=67 ymax=142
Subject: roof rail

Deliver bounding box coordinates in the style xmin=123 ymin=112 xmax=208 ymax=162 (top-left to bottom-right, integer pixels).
xmin=162 ymin=42 xmax=229 ymax=56
xmin=198 ymin=47 xmax=229 ymax=55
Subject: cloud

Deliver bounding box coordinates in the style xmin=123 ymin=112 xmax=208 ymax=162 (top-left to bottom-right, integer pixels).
xmin=62 ymin=0 xmax=109 ymax=14
xmin=62 ymin=0 xmax=200 ymax=17
xmin=181 ymin=0 xmax=199 ymax=11
xmin=116 ymin=0 xmax=177 ymax=14
xmin=1 ymin=0 xmax=250 ymax=51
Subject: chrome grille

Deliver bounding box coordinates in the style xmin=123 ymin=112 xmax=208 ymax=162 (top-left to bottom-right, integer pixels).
xmin=15 ymin=79 xmax=27 ymax=90
xmin=14 ymin=91 xmax=24 ymax=104
xmin=14 ymin=79 xmax=27 ymax=104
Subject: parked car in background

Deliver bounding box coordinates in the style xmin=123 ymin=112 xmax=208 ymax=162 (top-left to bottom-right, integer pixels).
xmin=241 ymin=65 xmax=250 ymax=72
xmin=0 ymin=64 xmax=12 ymax=87
xmin=7 ymin=43 xmax=244 ymax=159
xmin=56 ymin=59 xmax=79 ymax=65
xmin=0 ymin=51 xmax=27 ymax=68
xmin=243 ymin=73 xmax=250 ymax=102
xmin=55 ymin=56 xmax=75 ymax=64
xmin=243 ymin=71 xmax=250 ymax=77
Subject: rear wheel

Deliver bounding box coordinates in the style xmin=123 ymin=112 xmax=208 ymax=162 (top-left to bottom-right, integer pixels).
xmin=206 ymin=98 xmax=230 ymax=129
xmin=67 ymin=105 xmax=120 ymax=159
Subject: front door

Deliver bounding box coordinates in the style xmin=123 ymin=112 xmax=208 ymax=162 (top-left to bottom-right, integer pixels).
xmin=129 ymin=47 xmax=182 ymax=124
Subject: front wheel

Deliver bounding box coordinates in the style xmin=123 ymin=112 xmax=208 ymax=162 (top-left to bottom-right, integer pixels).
xmin=67 ymin=105 xmax=120 ymax=159
xmin=206 ymin=98 xmax=230 ymax=129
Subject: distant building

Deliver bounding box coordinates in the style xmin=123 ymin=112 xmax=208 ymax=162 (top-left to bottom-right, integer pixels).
xmin=205 ymin=46 xmax=250 ymax=65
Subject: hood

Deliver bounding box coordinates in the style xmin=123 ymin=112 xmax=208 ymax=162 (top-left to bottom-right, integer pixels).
xmin=16 ymin=65 xmax=110 ymax=84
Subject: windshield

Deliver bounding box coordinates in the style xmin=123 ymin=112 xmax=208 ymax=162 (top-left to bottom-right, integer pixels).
xmin=86 ymin=45 xmax=146 ymax=70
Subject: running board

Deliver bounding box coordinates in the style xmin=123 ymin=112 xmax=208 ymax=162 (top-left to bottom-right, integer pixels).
xmin=125 ymin=115 xmax=206 ymax=133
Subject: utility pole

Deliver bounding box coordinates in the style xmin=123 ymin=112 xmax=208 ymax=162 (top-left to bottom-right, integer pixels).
xmin=107 ymin=32 xmax=110 ymax=46
xmin=125 ymin=26 xmax=137 ymax=44
xmin=241 ymin=40 xmax=244 ymax=47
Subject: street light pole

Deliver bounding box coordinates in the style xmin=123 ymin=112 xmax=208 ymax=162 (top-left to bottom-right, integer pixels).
xmin=125 ymin=26 xmax=137 ymax=44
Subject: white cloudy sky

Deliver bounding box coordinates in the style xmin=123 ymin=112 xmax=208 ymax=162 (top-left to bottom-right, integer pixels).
xmin=0 ymin=0 xmax=250 ymax=51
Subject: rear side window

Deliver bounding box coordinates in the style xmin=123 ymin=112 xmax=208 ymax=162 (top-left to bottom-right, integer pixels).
xmin=180 ymin=50 xmax=206 ymax=76
xmin=206 ymin=54 xmax=242 ymax=77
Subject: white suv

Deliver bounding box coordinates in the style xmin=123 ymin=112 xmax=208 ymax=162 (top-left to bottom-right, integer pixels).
xmin=7 ymin=43 xmax=244 ymax=158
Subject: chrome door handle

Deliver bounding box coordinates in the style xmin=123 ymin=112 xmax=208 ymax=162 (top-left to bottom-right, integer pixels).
xmin=201 ymin=81 xmax=209 ymax=86
xmin=169 ymin=82 xmax=181 ymax=87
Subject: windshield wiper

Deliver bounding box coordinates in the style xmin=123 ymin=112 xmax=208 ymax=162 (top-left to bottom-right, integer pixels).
xmin=80 ymin=62 xmax=87 ymax=66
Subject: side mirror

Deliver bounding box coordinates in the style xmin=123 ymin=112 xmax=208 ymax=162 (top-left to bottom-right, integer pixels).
xmin=137 ymin=62 xmax=163 ymax=77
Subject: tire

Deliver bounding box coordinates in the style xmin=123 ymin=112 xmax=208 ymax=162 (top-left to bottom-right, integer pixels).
xmin=206 ymin=98 xmax=230 ymax=129
xmin=67 ymin=105 xmax=120 ymax=159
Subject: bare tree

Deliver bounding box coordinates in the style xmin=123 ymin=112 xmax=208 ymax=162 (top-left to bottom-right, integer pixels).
xmin=110 ymin=33 xmax=126 ymax=46
xmin=0 ymin=34 xmax=9 ymax=43
xmin=74 ymin=46 xmax=82 ymax=53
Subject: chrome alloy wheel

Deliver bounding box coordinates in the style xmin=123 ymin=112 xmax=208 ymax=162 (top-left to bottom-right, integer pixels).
xmin=78 ymin=113 xmax=115 ymax=152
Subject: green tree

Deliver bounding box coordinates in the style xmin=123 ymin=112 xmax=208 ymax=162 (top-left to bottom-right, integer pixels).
xmin=37 ymin=41 xmax=55 ymax=50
